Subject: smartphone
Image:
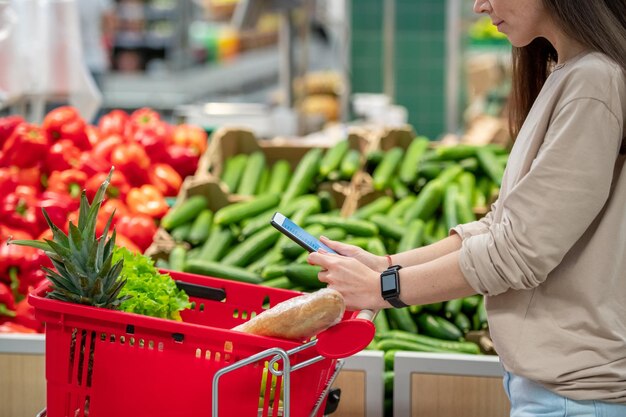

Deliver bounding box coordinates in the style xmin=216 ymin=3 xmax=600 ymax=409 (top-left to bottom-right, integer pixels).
xmin=270 ymin=212 xmax=337 ymax=254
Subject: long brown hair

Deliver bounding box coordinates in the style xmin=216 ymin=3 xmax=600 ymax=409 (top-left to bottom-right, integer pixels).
xmin=509 ymin=0 xmax=626 ymax=138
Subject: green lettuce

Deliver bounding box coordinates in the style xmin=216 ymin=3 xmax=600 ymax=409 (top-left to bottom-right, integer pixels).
xmin=113 ymin=247 xmax=190 ymax=321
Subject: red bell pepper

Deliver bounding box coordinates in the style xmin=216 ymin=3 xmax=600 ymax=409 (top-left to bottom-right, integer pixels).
xmin=133 ymin=123 xmax=171 ymax=163
xmin=0 ymin=234 xmax=49 ymax=301
xmin=0 ymin=167 xmax=19 ymax=195
xmin=16 ymin=166 xmax=43 ymax=191
xmin=91 ymin=133 xmax=124 ymax=162
xmin=0 ymin=282 xmax=16 ymax=318
xmin=172 ymin=124 xmax=208 ymax=155
xmin=148 ymin=163 xmax=182 ymax=197
xmin=45 ymin=139 xmax=82 ymax=173
xmin=0 ymin=322 xmax=38 ymax=333
xmin=36 ymin=191 xmax=78 ymax=232
xmin=165 ymin=144 xmax=200 ymax=178
xmin=0 ymin=185 xmax=40 ymax=236
xmin=13 ymin=297 xmax=43 ymax=332
xmin=96 ymin=198 xmax=130 ymax=236
xmin=126 ymin=184 xmax=168 ymax=219
xmin=112 ymin=232 xmax=142 ymax=254
xmin=16 ymin=269 xmax=46 ymax=302
xmin=0 ymin=123 xmax=49 ymax=168
xmin=0 ymin=115 xmax=25 ymax=149
xmin=47 ymin=169 xmax=87 ymax=199
xmin=111 ymin=142 xmax=150 ymax=186
xmin=116 ymin=213 xmax=157 ymax=252
xmin=85 ymin=125 xmax=101 ymax=148
xmin=98 ymin=109 xmax=130 ymax=138
xmin=129 ymin=107 xmax=161 ymax=132
xmin=85 ymin=170 xmax=130 ymax=201
xmin=42 ymin=106 xmax=91 ymax=150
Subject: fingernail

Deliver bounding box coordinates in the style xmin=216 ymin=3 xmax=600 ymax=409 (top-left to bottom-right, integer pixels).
xmin=318 ymin=248 xmax=328 ymax=254
xmin=320 ymin=235 xmax=328 ymax=240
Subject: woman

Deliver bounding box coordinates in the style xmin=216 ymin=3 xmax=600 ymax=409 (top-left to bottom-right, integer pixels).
xmin=308 ymin=0 xmax=626 ymax=414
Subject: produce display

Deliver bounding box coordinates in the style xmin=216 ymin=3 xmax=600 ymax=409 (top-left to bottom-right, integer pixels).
xmin=0 ymin=108 xmax=206 ymax=332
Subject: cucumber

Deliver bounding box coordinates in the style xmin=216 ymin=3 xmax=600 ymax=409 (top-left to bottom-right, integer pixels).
xmin=322 ymin=227 xmax=347 ymax=241
xmin=372 ymin=147 xmax=404 ymax=191
xmin=377 ymin=339 xmax=454 ymax=354
xmin=246 ymin=247 xmax=283 ymax=274
xmin=267 ymin=160 xmax=292 ymax=195
xmin=456 ymin=191 xmax=476 ymax=225
xmin=282 ymin=194 xmax=322 ymax=217
xmin=459 ymin=157 xmax=479 ymax=172
xmin=365 ymin=149 xmax=385 ymax=171
xmin=343 ymin=237 xmax=370 ymax=249
xmin=340 ymin=149 xmax=361 ymax=179
xmin=403 ymin=180 xmax=444 ymax=223
xmin=187 ymin=209 xmax=213 ymax=246
xmin=444 ymin=298 xmax=463 ymax=319
xmin=198 ymin=225 xmax=235 ymax=261
xmin=388 ymin=196 xmax=416 ymax=219
xmin=367 ymin=237 xmax=387 ymax=256
xmin=472 ymin=188 xmax=487 ymax=209
xmin=184 ymin=259 xmax=262 ymax=284
xmin=383 ymin=350 xmax=397 ymax=371
xmin=214 ymin=194 xmax=280 ymax=225
xmin=461 ymin=295 xmax=481 ymax=315
xmin=391 ymin=178 xmax=411 ymax=199
xmin=423 ymin=302 xmax=444 ymax=313
xmin=255 ymin=167 xmax=271 ymax=195
xmin=386 ymin=308 xmax=418 ymax=333
xmin=279 ymin=148 xmax=323 ymax=208
xmin=261 ymin=276 xmax=292 ymax=289
xmin=384 ymin=371 xmax=394 ymax=395
xmin=399 ymin=136 xmax=430 ymax=185
xmin=351 ymin=196 xmax=394 ymax=220
xmin=444 ymin=183 xmax=460 ymax=230
xmin=317 ymin=190 xmax=336 ymax=213
xmin=476 ymin=147 xmax=505 ymax=186
xmin=237 ymin=151 xmax=266 ymax=196
xmin=261 ymin=264 xmax=288 ymax=280
xmin=418 ymin=162 xmax=448 ymax=179
xmin=320 ymin=140 xmax=349 ymax=177
xmin=240 ymin=208 xmax=277 ymax=239
xmin=373 ymin=309 xmax=390 ymax=332
xmin=454 ymin=312 xmax=472 ymax=334
xmin=161 ymin=195 xmax=208 ymax=230
xmin=457 ymin=172 xmax=476 ymax=200
xmin=221 ymin=154 xmax=248 ymax=192
xmin=284 ymin=264 xmax=324 ymax=289
xmin=397 ymin=219 xmax=425 ymax=252
xmin=409 ymin=304 xmax=423 ymax=316
xmin=168 ymin=245 xmax=187 ymax=272
xmin=370 ymin=214 xmax=404 ymax=241
xmin=434 ymin=144 xmax=478 ymax=161
xmin=222 ymin=226 xmax=280 ymax=267
xmin=305 ymin=215 xmax=378 ymax=237
xmin=170 ymin=222 xmax=193 ymax=242
xmin=376 ymin=330 xmax=480 ymax=354
xmin=473 ymin=296 xmax=488 ymax=330
xmin=417 ymin=313 xmax=464 ymax=341
xmin=436 ymin=165 xmax=463 ymax=186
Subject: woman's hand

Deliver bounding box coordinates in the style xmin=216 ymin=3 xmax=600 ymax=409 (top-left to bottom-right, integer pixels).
xmin=319 ymin=236 xmax=389 ymax=272
xmin=307 ymin=249 xmax=385 ymax=311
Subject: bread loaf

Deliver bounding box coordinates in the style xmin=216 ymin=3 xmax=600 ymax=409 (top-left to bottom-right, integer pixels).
xmin=233 ymin=288 xmax=345 ymax=340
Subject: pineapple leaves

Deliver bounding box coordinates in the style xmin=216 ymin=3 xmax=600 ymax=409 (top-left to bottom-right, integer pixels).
xmin=7 ymin=239 xmax=52 ymax=252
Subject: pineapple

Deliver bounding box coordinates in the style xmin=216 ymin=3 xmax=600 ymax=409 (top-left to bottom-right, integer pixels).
xmin=9 ymin=169 xmax=130 ymax=308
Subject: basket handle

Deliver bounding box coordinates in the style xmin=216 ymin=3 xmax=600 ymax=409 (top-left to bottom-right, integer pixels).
xmin=315 ymin=309 xmax=377 ymax=359
xmin=175 ymin=280 xmax=226 ymax=301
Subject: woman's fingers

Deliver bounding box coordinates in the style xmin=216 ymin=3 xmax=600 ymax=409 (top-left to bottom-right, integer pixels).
xmin=320 ymin=235 xmax=360 ymax=256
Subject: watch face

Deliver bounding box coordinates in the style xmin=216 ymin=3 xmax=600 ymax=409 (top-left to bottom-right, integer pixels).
xmin=381 ymin=272 xmax=398 ymax=297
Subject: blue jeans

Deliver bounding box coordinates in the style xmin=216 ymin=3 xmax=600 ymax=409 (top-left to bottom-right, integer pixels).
xmin=503 ymin=371 xmax=626 ymax=417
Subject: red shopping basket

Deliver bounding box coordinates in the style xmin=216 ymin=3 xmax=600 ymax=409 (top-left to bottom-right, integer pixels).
xmin=29 ymin=270 xmax=375 ymax=417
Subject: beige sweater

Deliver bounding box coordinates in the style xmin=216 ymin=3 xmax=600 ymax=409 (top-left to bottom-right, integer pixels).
xmin=454 ymin=52 xmax=626 ymax=403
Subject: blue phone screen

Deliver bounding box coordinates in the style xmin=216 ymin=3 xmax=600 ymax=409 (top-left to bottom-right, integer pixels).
xmin=281 ymin=216 xmax=337 ymax=254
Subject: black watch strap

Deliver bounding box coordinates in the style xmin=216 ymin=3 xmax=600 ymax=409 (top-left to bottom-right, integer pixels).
xmin=386 ymin=296 xmax=409 ymax=308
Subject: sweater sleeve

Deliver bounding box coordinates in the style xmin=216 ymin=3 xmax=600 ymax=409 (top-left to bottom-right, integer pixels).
xmin=451 ymin=200 xmax=497 ymax=239
xmin=460 ymin=98 xmax=622 ymax=295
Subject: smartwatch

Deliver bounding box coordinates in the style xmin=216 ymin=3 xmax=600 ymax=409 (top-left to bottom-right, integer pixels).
xmin=380 ymin=265 xmax=408 ymax=308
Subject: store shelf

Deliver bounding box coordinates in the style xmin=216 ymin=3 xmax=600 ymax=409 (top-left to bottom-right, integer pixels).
xmin=0 ymin=334 xmax=45 ymax=355
xmin=394 ymin=352 xmax=508 ymax=417
xmin=102 ymin=46 xmax=280 ymax=110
